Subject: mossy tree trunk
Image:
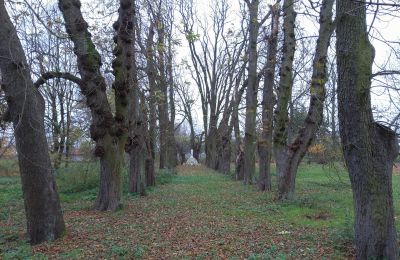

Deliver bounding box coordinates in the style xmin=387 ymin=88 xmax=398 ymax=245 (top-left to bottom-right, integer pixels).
xmin=274 ymin=0 xmax=334 ymax=200
xmin=0 ymin=0 xmax=65 ymax=244
xmin=336 ymin=0 xmax=398 ymax=258
xmin=258 ymin=4 xmax=280 ymax=192
xmin=243 ymin=0 xmax=260 ymax=185
xmin=59 ymin=0 xmax=135 ymax=211
xmin=273 ymin=0 xmax=297 ymax=198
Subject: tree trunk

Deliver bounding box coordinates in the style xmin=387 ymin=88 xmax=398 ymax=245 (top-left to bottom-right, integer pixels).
xmin=167 ymin=39 xmax=178 ymax=168
xmin=193 ymin=132 xmax=203 ymax=162
xmin=155 ymin=15 xmax=176 ymax=170
xmin=95 ymin=134 xmax=123 ymax=211
xmin=59 ymin=0 xmax=133 ymax=211
xmin=0 ymin=0 xmax=65 ymax=244
xmin=243 ymin=0 xmax=260 ymax=185
xmin=273 ymin=0 xmax=297 ymax=198
xmin=144 ymin=97 xmax=156 ymax=187
xmin=336 ymin=1 xmax=398 ymax=258
xmin=274 ymin=0 xmax=333 ymax=200
xmin=233 ymin=98 xmax=244 ymax=181
xmin=206 ymin=120 xmax=218 ymax=169
xmin=64 ymin=89 xmax=73 ymax=167
xmin=258 ymin=4 xmax=279 ymax=192
xmin=216 ymin=115 xmax=232 ymax=175
xmin=217 ymin=134 xmax=231 ymax=174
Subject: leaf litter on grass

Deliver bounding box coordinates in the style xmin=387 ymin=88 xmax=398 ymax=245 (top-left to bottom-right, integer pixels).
xmin=2 ymin=164 xmax=356 ymax=259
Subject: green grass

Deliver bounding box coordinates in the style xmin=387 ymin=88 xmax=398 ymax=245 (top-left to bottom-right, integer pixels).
xmin=0 ymin=159 xmax=19 ymax=177
xmin=1 ymin=162 xmax=399 ymax=258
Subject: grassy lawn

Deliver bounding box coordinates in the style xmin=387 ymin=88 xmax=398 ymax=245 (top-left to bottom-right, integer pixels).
xmin=1 ymin=162 xmax=399 ymax=259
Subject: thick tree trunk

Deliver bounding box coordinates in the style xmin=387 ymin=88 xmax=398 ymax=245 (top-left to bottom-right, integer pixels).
xmin=145 ymin=157 xmax=155 ymax=186
xmin=206 ymin=120 xmax=218 ymax=169
xmin=217 ymin=134 xmax=231 ymax=174
xmin=336 ymin=1 xmax=398 ymax=258
xmin=274 ymin=0 xmax=333 ymax=200
xmin=193 ymin=132 xmax=203 ymax=162
xmin=0 ymin=0 xmax=65 ymax=244
xmin=216 ymin=117 xmax=232 ymax=175
xmin=258 ymin=4 xmax=279 ymax=192
xmin=127 ymin=98 xmax=145 ymax=194
xmin=243 ymin=0 xmax=260 ymax=185
xmin=95 ymin=134 xmax=123 ymax=211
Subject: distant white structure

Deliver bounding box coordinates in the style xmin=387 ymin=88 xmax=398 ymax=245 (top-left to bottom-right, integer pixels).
xmin=184 ymin=149 xmax=200 ymax=166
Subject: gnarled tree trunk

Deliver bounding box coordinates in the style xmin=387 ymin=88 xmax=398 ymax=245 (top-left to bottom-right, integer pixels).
xmin=0 ymin=0 xmax=65 ymax=244
xmin=59 ymin=0 xmax=134 ymax=211
xmin=336 ymin=0 xmax=398 ymax=258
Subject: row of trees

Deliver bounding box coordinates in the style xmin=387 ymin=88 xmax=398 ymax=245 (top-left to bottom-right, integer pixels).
xmin=0 ymin=0 xmax=399 ymax=258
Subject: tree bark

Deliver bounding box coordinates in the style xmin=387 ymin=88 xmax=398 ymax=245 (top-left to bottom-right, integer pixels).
xmin=205 ymin=119 xmax=218 ymax=169
xmin=336 ymin=1 xmax=398 ymax=258
xmin=167 ymin=35 xmax=178 ymax=168
xmin=216 ymin=116 xmax=232 ymax=175
xmin=273 ymin=0 xmax=297 ymax=198
xmin=59 ymin=0 xmax=133 ymax=211
xmin=0 ymin=0 xmax=65 ymax=244
xmin=276 ymin=0 xmax=334 ymax=199
xmin=243 ymin=0 xmax=260 ymax=185
xmin=258 ymin=4 xmax=280 ymax=192
xmin=233 ymin=86 xmax=244 ymax=181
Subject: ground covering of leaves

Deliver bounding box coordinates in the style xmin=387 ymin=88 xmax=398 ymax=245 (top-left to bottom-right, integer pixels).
xmin=2 ymin=163 xmax=388 ymax=259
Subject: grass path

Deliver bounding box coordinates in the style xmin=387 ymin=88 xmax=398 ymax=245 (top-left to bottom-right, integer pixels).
xmin=2 ymin=164 xmax=358 ymax=259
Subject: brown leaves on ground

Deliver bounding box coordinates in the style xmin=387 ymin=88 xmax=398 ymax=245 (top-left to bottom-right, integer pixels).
xmin=8 ymin=165 xmax=350 ymax=259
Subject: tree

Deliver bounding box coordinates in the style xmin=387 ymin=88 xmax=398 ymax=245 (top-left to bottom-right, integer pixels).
xmin=58 ymin=0 xmax=136 ymax=211
xmin=242 ymin=0 xmax=261 ymax=185
xmin=258 ymin=3 xmax=280 ymax=191
xmin=0 ymin=0 xmax=65 ymax=244
xmin=154 ymin=3 xmax=177 ymax=169
xmin=179 ymin=0 xmax=244 ymax=171
xmin=274 ymin=0 xmax=334 ymax=199
xmin=125 ymin=0 xmax=147 ymax=194
xmin=336 ymin=0 xmax=398 ymax=258
xmin=135 ymin=12 xmax=157 ymax=187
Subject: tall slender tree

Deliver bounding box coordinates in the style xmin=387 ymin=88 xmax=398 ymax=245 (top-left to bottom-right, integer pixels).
xmin=258 ymin=3 xmax=280 ymax=191
xmin=243 ymin=0 xmax=261 ymax=184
